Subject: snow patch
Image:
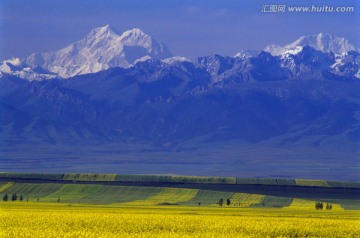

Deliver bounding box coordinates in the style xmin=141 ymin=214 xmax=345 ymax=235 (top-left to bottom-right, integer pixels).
xmin=162 ymin=56 xmax=190 ymax=64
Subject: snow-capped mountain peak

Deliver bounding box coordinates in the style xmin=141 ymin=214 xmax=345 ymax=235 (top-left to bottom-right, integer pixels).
xmin=1 ymin=29 xmax=358 ymax=81
xmin=265 ymin=33 xmax=356 ymax=56
xmin=2 ymin=25 xmax=173 ymax=79
xmin=121 ymin=28 xmax=147 ymax=39
xmin=120 ymin=28 xmax=153 ymax=50
xmin=88 ymin=24 xmax=118 ymax=36
xmin=83 ymin=25 xmax=119 ymax=43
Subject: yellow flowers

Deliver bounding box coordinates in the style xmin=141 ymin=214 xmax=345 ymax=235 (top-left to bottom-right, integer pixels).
xmin=1 ymin=202 xmax=359 ymax=238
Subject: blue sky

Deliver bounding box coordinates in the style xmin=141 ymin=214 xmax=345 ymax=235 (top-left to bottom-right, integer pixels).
xmin=0 ymin=0 xmax=359 ymax=60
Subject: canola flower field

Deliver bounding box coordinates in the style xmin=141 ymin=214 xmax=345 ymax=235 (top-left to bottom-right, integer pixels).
xmin=1 ymin=176 xmax=359 ymax=237
xmin=1 ymin=202 xmax=359 ymax=238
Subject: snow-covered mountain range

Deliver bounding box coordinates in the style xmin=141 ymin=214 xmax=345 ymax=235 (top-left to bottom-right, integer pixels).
xmin=264 ymin=32 xmax=357 ymax=56
xmin=0 ymin=25 xmax=172 ymax=79
xmin=0 ymin=26 xmax=359 ymax=81
xmin=1 ymin=26 xmax=359 ymax=180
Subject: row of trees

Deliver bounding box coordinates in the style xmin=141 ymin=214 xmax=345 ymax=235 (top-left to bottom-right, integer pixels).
xmin=218 ymin=199 xmax=265 ymax=207
xmin=2 ymin=194 xmax=53 ymax=202
xmin=3 ymin=194 xmax=61 ymax=203
xmin=218 ymin=198 xmax=231 ymax=207
xmin=216 ymin=199 xmax=334 ymax=210
xmin=315 ymin=202 xmax=333 ymax=210
xmin=3 ymin=193 xmax=25 ymax=201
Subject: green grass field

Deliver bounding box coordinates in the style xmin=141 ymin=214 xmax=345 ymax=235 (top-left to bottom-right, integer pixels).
xmin=0 ymin=173 xmax=359 ymax=210
xmin=0 ymin=182 xmax=14 ymax=193
xmin=230 ymin=193 xmax=265 ymax=207
xmin=74 ymin=185 xmax=162 ymax=204
xmin=181 ymin=190 xmax=234 ymax=206
xmin=0 ymin=181 xmax=356 ymax=210
xmin=43 ymin=184 xmax=103 ymax=202
xmin=251 ymin=195 xmax=293 ymax=208
xmin=2 ymin=183 xmax=64 ymax=201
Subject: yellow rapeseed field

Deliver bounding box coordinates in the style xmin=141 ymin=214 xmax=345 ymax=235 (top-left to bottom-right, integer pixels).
xmin=1 ymin=202 xmax=359 ymax=238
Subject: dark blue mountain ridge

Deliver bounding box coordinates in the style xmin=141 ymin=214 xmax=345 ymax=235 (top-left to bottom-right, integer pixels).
xmin=0 ymin=46 xmax=359 ymax=180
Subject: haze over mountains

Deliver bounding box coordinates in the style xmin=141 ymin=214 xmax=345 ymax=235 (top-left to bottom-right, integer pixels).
xmin=0 ymin=25 xmax=359 ymax=180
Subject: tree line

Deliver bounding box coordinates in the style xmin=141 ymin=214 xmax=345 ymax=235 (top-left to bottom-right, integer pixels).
xmin=215 ymin=198 xmax=334 ymax=210
xmin=2 ymin=194 xmax=61 ymax=202
xmin=2 ymin=193 xmax=26 ymax=202
xmin=315 ymin=202 xmax=333 ymax=210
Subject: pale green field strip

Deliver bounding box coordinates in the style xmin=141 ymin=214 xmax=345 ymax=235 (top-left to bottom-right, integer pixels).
xmin=251 ymin=195 xmax=293 ymax=208
xmin=284 ymin=198 xmax=343 ymax=211
xmin=63 ymin=173 xmax=116 ymax=181
xmin=124 ymin=187 xmax=198 ymax=205
xmin=326 ymin=181 xmax=360 ymax=189
xmin=235 ymin=178 xmax=297 ymax=186
xmin=115 ymin=174 xmax=172 ymax=182
xmin=171 ymin=176 xmax=236 ymax=184
xmin=43 ymin=184 xmax=102 ymax=202
xmin=275 ymin=179 xmax=297 ymax=186
xmin=236 ymin=178 xmax=279 ymax=185
xmin=0 ymin=182 xmax=14 ymax=193
xmin=295 ymin=179 xmax=329 ymax=187
xmin=0 ymin=183 xmax=64 ymax=200
xmin=77 ymin=185 xmax=162 ymax=204
xmin=230 ymin=193 xmax=265 ymax=207
xmin=181 ymin=190 xmax=234 ymax=205
xmin=0 ymin=173 xmax=64 ymax=180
